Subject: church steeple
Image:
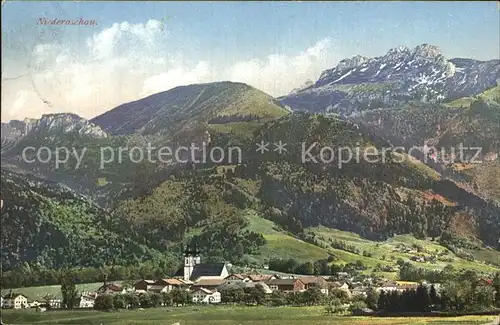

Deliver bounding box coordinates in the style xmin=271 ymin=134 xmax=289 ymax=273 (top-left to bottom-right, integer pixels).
xmin=183 ymin=243 xmax=200 ymax=281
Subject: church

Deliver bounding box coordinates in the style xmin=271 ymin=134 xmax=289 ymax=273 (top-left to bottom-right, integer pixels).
xmin=174 ymin=244 xmax=229 ymax=281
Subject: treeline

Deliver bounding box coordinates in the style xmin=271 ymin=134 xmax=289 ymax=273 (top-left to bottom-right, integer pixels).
xmin=397 ymin=262 xmax=482 ymax=284
xmin=377 ymin=278 xmax=500 ymax=313
xmin=219 ymin=284 xmax=326 ymax=306
xmin=268 ymin=257 xmax=366 ymax=275
xmin=0 ymin=261 xmax=178 ymax=289
xmin=93 ymin=288 xmax=192 ymax=310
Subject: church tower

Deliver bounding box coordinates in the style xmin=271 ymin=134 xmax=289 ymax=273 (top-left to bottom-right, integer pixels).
xmin=183 ymin=245 xmax=195 ymax=281
xmin=193 ymin=243 xmax=201 ymax=265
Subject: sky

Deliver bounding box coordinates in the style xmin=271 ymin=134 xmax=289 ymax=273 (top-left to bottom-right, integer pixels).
xmin=1 ymin=1 xmax=499 ymax=122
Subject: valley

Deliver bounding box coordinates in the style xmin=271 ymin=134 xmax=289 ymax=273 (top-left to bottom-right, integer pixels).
xmin=1 ymin=40 xmax=499 ymax=321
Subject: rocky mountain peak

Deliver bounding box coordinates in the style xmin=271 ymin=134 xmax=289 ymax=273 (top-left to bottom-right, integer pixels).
xmin=337 ymin=55 xmax=370 ymax=72
xmin=412 ymin=43 xmax=443 ymax=59
xmin=281 ymin=43 xmax=500 ymax=115
xmin=1 ymin=113 xmax=107 ymax=150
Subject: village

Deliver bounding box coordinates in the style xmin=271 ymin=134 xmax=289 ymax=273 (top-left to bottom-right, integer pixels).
xmin=1 ymin=245 xmax=466 ymax=312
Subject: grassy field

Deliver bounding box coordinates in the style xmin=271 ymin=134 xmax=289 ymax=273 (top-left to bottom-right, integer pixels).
xmin=1 ymin=306 xmax=496 ymax=325
xmin=244 ymin=210 xmax=330 ymax=263
xmin=307 ymin=226 xmax=500 ymax=276
xmin=241 ymin=209 xmax=499 ymax=277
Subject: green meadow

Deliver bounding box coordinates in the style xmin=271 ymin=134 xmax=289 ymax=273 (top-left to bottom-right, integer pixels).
xmin=1 ymin=306 xmax=496 ymax=325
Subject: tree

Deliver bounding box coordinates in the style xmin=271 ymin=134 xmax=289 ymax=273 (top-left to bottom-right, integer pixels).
xmin=150 ymin=293 xmax=163 ymax=307
xmin=269 ymin=290 xmax=286 ymax=306
xmin=349 ymin=301 xmax=367 ymax=312
xmin=243 ymin=286 xmax=265 ymax=305
xmin=296 ymin=262 xmax=314 ymax=275
xmin=429 ymin=284 xmax=439 ymax=306
xmin=441 ymin=280 xmax=472 ymax=311
xmin=474 ymin=286 xmax=495 ymax=310
xmin=364 ymin=287 xmax=379 ymax=310
xmin=325 ymin=297 xmax=344 ymax=314
xmin=331 ymin=288 xmax=350 ymax=304
xmin=60 ymin=271 xmax=79 ymax=309
xmin=492 ymin=273 xmax=500 ymax=308
xmin=415 ymin=284 xmax=432 ymax=312
xmin=302 ymin=286 xmax=324 ymax=306
xmin=139 ymin=293 xmax=152 ymax=308
xmin=113 ymin=294 xmax=126 ymax=309
xmin=94 ymin=294 xmax=114 ymax=310
xmin=171 ymin=288 xmax=191 ymax=306
xmin=377 ymin=291 xmax=390 ymax=311
xmin=162 ymin=292 xmax=173 ymax=306
xmin=124 ymin=293 xmax=140 ymax=308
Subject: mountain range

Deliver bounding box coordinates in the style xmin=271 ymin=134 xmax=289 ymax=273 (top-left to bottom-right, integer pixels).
xmin=280 ymin=44 xmax=500 ymax=115
xmin=1 ymin=44 xmax=499 ymax=278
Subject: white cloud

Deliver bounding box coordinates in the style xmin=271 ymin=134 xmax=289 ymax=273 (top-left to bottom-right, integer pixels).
xmin=141 ymin=61 xmax=213 ymax=96
xmin=1 ymin=19 xmax=338 ymax=122
xmin=224 ymin=38 xmax=334 ymax=97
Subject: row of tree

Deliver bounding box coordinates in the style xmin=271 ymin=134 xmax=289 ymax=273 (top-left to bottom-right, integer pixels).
xmin=268 ymin=257 xmax=366 ymax=275
xmin=94 ymin=288 xmax=192 ymax=310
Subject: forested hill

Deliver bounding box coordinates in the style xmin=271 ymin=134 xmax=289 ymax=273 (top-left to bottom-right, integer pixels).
xmin=0 ymin=169 xmax=172 ymax=271
xmin=1 ymin=81 xmax=498 ymax=277
xmin=114 ymin=113 xmax=500 ymax=264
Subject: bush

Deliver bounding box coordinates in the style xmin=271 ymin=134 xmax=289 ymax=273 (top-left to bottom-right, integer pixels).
xmin=349 ymin=300 xmax=367 ymax=312
xmin=94 ymin=294 xmax=114 ymax=310
xmin=113 ymin=295 xmax=126 ymax=309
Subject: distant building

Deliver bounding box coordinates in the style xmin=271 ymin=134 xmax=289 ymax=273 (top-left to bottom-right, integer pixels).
xmin=97 ymin=283 xmax=125 ymax=295
xmin=133 ymin=280 xmax=156 ymax=292
xmin=152 ymin=278 xmax=188 ymax=293
xmin=2 ymin=293 xmax=28 ymax=309
xmin=173 ymin=245 xmax=229 ymax=281
xmin=247 ymin=274 xmax=277 ymax=282
xmin=191 ymin=278 xmax=226 ymax=291
xmin=245 ymin=281 xmax=273 ymax=294
xmin=267 ymin=279 xmax=305 ymax=293
xmin=299 ymin=276 xmax=330 ymax=295
xmin=78 ymin=294 xmax=96 ymax=308
xmin=191 ymin=288 xmax=221 ymax=304
xmin=224 ymin=273 xmax=251 ymax=284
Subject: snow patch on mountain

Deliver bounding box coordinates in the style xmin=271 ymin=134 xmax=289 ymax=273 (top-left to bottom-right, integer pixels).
xmin=280 ymin=44 xmax=500 ymax=114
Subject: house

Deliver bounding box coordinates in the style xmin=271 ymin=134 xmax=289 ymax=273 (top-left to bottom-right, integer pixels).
xmin=28 ymin=300 xmax=41 ymax=308
xmin=149 ymin=278 xmax=187 ymax=293
xmin=39 ymin=295 xmax=62 ymax=309
xmin=244 ymin=281 xmax=273 ymax=294
xmin=97 ymin=283 xmax=125 ymax=295
xmin=191 ymin=288 xmax=221 ymax=304
xmin=351 ymin=286 xmax=368 ymax=297
xmin=299 ymin=277 xmax=330 ymax=295
xmin=191 ymin=278 xmax=226 ymax=291
xmin=178 ymin=279 xmax=194 ymax=287
xmin=2 ymin=293 xmax=28 ymax=309
xmin=225 ymin=273 xmax=251 ymax=284
xmin=396 ymin=283 xmax=419 ymax=291
xmin=174 ymin=245 xmax=229 ymax=281
xmin=78 ymin=294 xmax=96 ymax=308
xmin=267 ymin=279 xmax=305 ymax=293
xmin=331 ymin=281 xmax=350 ymax=291
xmin=376 ymin=281 xmax=399 ymax=292
xmin=247 ymin=274 xmax=277 ymax=282
xmin=133 ymin=280 xmax=156 ymax=292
